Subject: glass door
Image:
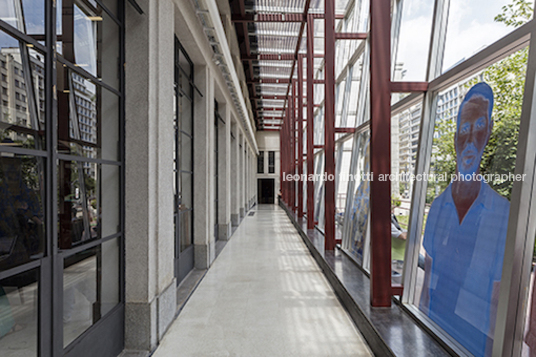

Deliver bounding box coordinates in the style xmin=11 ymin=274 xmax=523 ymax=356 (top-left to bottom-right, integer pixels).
xmin=174 ymin=38 xmax=194 ymax=284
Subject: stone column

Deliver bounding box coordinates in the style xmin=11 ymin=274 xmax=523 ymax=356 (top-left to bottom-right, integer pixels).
xmin=125 ymin=0 xmax=176 ymax=351
xmin=193 ymin=66 xmax=215 ymax=269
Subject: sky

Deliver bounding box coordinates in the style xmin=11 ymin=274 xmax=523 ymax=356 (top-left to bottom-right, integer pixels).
xmin=395 ymin=0 xmax=526 ymax=81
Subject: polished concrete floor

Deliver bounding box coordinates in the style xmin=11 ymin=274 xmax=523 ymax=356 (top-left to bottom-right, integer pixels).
xmin=153 ymin=205 xmax=372 ymax=357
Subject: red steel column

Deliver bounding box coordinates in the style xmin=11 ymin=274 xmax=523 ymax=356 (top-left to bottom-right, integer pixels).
xmin=370 ymin=0 xmax=392 ymax=307
xmin=290 ymin=81 xmax=295 ymax=212
xmin=297 ymin=55 xmax=304 ymax=217
xmin=324 ymin=0 xmax=336 ymax=250
xmin=292 ymin=79 xmax=298 ymax=213
xmin=306 ymin=14 xmax=315 ymax=229
xmin=285 ymin=106 xmax=289 ymax=205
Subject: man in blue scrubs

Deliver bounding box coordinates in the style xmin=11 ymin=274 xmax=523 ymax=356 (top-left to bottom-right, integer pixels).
xmin=419 ymin=83 xmax=510 ymax=357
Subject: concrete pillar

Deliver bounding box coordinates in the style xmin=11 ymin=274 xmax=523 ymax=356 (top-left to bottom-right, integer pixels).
xmin=124 ymin=0 xmax=176 ymax=351
xmin=193 ymin=65 xmax=215 ymax=269
xmin=218 ymin=104 xmax=232 ymax=240
xmin=231 ymin=122 xmax=240 ymax=226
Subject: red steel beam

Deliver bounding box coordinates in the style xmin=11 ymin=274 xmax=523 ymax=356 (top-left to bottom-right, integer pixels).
xmin=314 ymin=145 xmax=324 ymax=149
xmin=249 ymin=78 xmax=325 ymax=84
xmin=242 ymin=54 xmax=296 ymax=61
xmin=232 ymin=13 xmax=345 ymax=23
xmin=392 ymin=285 xmax=404 ymax=296
xmin=370 ymin=0 xmax=392 ymax=307
xmin=254 ymin=95 xmax=287 ymax=100
xmin=297 ymin=57 xmax=304 ymax=217
xmin=306 ymin=14 xmax=315 ymax=229
xmin=335 ymin=32 xmax=368 ymax=40
xmin=232 ymin=13 xmax=305 ymax=22
xmin=390 ymin=81 xmax=429 ymax=92
xmin=335 ymin=128 xmax=356 ymax=133
xmin=324 ymin=0 xmax=336 ymax=251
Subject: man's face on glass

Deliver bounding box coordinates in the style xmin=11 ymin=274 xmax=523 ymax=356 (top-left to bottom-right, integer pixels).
xmin=455 ymin=97 xmax=490 ymax=176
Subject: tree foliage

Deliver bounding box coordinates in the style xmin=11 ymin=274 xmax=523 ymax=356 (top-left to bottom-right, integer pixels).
xmin=428 ymin=0 xmax=531 ymax=202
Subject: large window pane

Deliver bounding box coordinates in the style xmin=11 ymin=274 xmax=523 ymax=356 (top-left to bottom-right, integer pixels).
xmin=390 ymin=104 xmax=422 ymax=280
xmin=58 ymin=161 xmax=120 ymax=248
xmin=0 ymin=268 xmax=38 ymax=356
xmin=0 ymin=0 xmax=44 ymax=34
xmin=0 ymin=154 xmax=45 ymax=271
xmin=442 ymin=0 xmax=532 ymax=73
xmin=413 ymin=47 xmax=527 ymax=356
xmin=0 ymin=31 xmax=46 ymax=149
xmin=57 ymin=71 xmax=119 ymax=160
xmin=63 ymin=239 xmax=120 ymax=347
xmin=393 ymin=0 xmax=434 ymax=82
xmin=341 ymin=130 xmax=370 ymax=266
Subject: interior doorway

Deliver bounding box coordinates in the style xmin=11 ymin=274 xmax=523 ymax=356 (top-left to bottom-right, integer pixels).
xmin=258 ymin=179 xmax=275 ymax=204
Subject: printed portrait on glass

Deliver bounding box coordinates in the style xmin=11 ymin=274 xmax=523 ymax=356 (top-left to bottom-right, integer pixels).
xmin=419 ymin=82 xmax=510 ymax=357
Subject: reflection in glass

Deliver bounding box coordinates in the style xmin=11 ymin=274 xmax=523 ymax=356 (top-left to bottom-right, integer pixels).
xmin=0 ymin=0 xmax=44 ymax=34
xmin=0 ymin=31 xmax=46 ymax=149
xmin=73 ymin=4 xmax=97 ymax=76
xmin=63 ymin=240 xmax=120 ymax=346
xmin=179 ymin=210 xmax=192 ymax=253
xmin=57 ymin=71 xmax=119 ymax=160
xmin=0 ymin=268 xmax=38 ymax=356
xmin=58 ymin=160 xmax=99 ymax=248
xmin=0 ymin=154 xmax=44 ymax=271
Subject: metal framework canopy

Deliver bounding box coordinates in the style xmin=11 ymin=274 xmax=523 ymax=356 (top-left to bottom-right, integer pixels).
xmin=229 ymin=0 xmax=350 ymax=130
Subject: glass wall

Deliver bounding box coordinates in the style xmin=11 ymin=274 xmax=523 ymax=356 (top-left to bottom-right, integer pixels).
xmin=302 ymin=0 xmax=536 ymax=355
xmin=0 ymin=0 xmax=124 ymax=356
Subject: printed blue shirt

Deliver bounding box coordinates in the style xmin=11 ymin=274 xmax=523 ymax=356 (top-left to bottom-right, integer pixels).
xmin=421 ymin=181 xmax=510 ymax=357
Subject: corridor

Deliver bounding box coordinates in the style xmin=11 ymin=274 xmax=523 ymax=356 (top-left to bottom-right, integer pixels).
xmin=152 ymin=205 xmax=372 ymax=356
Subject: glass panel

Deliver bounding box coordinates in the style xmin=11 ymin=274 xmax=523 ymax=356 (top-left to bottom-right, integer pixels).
xmin=342 ymin=130 xmax=370 ymax=265
xmin=58 ymin=71 xmax=120 ymax=160
xmin=413 ymin=47 xmax=528 ymax=356
xmin=0 ymin=268 xmax=38 ymax=356
xmin=0 ymin=0 xmax=44 ymax=34
xmin=64 ymin=239 xmax=120 ymax=343
xmin=101 ymin=164 xmax=119 ymax=238
xmin=178 ymin=49 xmax=191 ymax=78
xmin=58 ymin=160 xmax=100 ymax=249
xmin=102 ymin=0 xmax=118 ymax=16
xmin=101 ymin=237 xmax=119 ymax=317
xmin=73 ymin=4 xmax=98 ymax=76
xmin=100 ymin=10 xmax=120 ymax=90
xmin=0 ymin=31 xmax=46 ymax=149
xmin=257 ymin=151 xmax=264 ymax=173
xmin=393 ymin=0 xmax=434 ymax=82
xmin=180 ymin=95 xmax=193 ymax=136
xmin=179 ymin=210 xmax=192 ymax=252
xmin=180 ymin=133 xmax=192 ymax=173
xmin=22 ymin=0 xmax=45 ymax=34
xmin=180 ymin=172 xmax=192 ymax=209
xmin=336 ymin=139 xmax=353 ymax=226
xmin=391 ymin=104 xmax=422 ymax=280
xmin=268 ymin=151 xmax=275 ymax=173
xmin=63 ymin=248 xmax=97 ymax=347
xmin=0 ymin=154 xmax=45 ymax=271
xmin=442 ymin=0 xmax=533 ymax=73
